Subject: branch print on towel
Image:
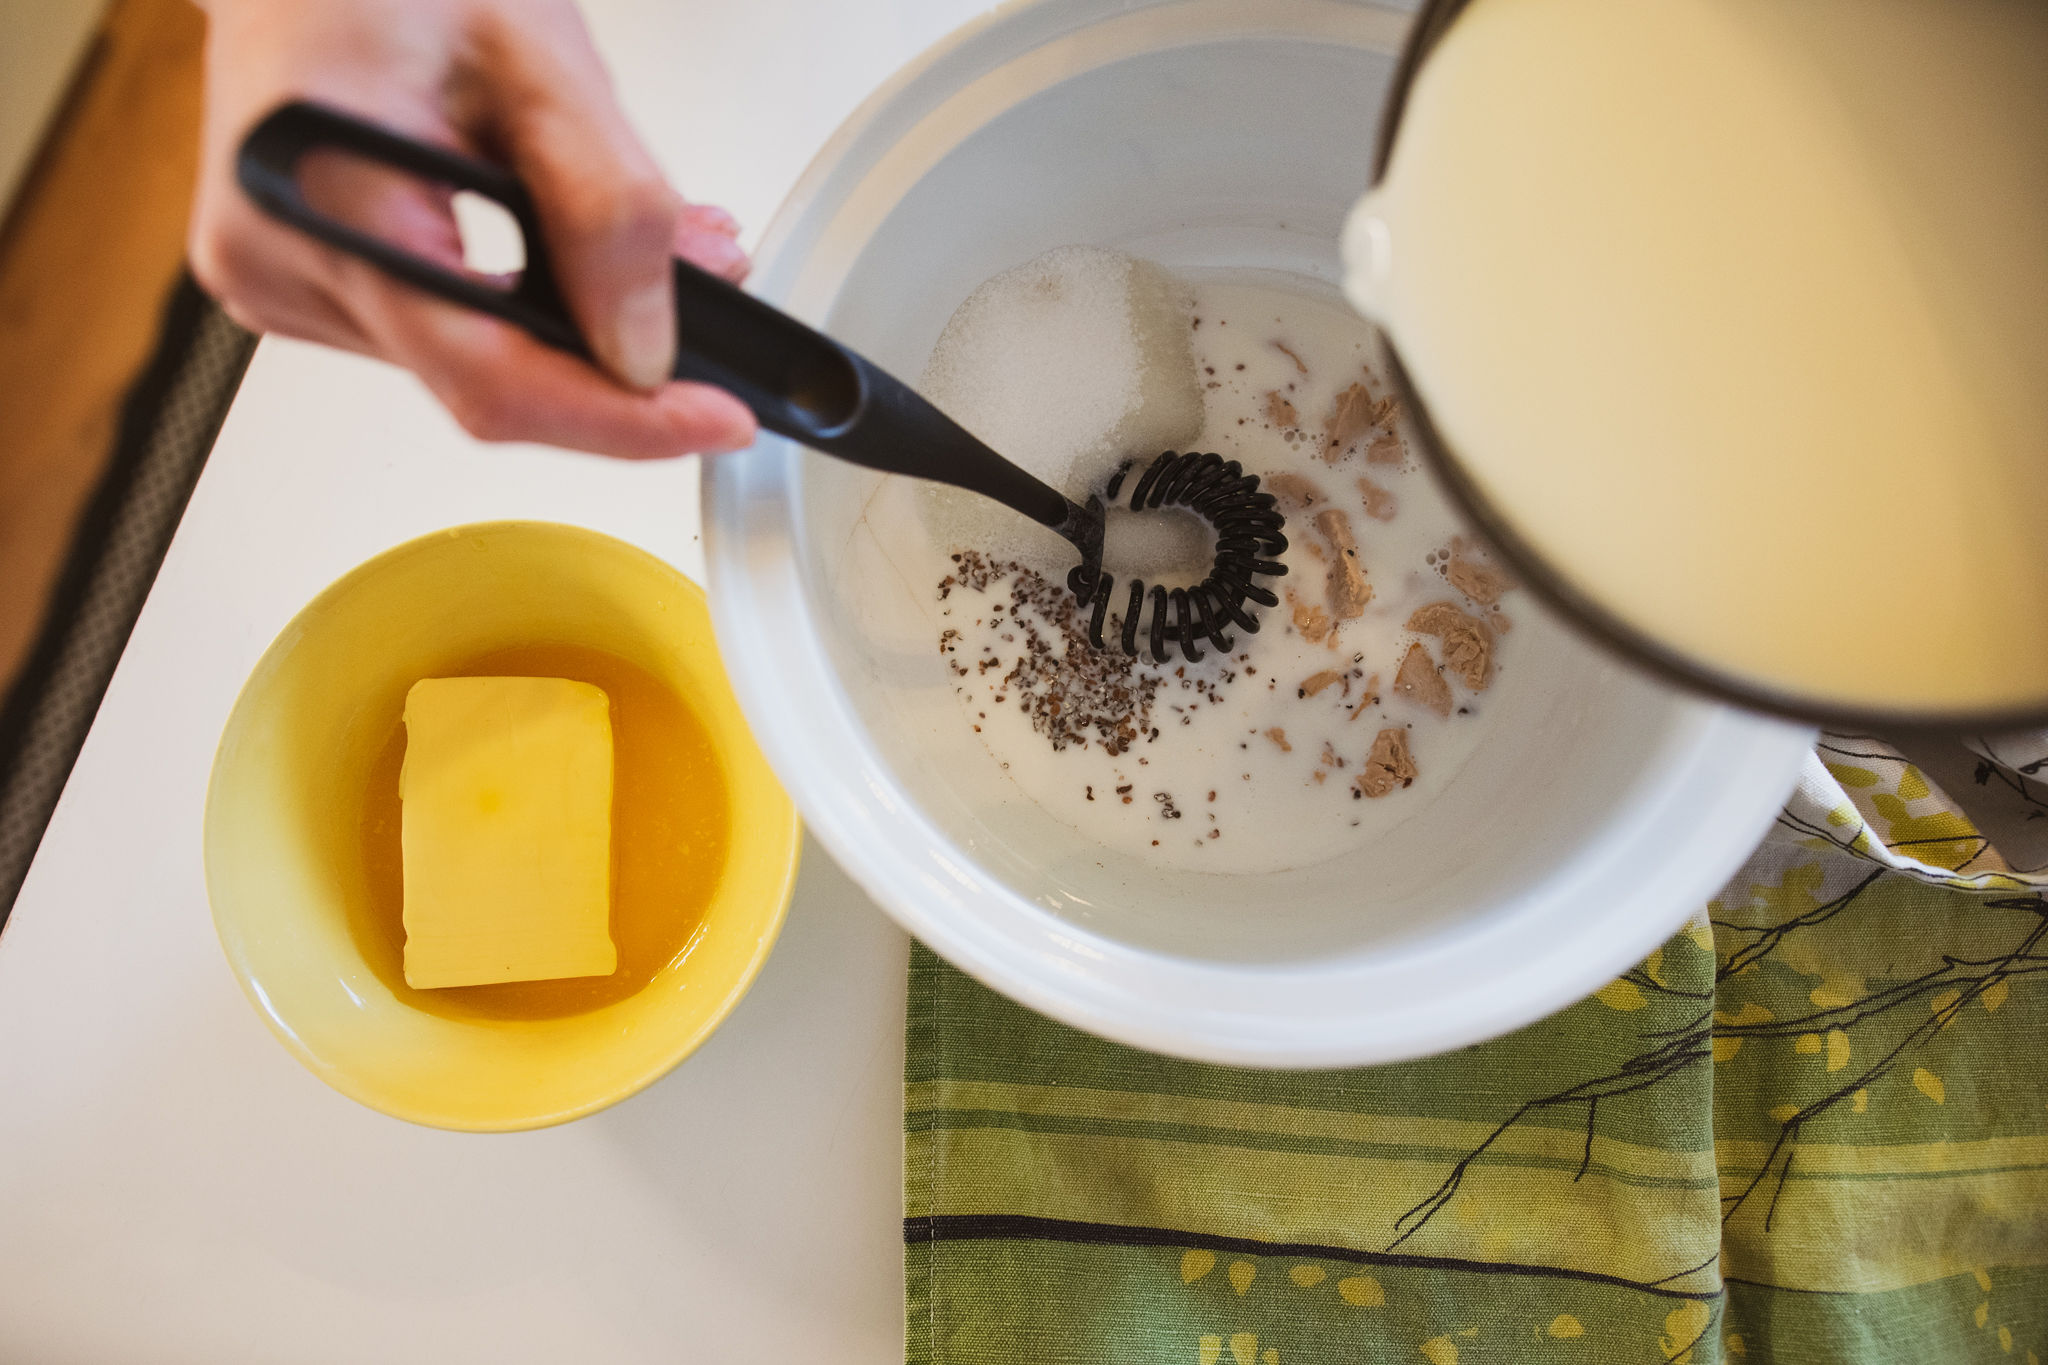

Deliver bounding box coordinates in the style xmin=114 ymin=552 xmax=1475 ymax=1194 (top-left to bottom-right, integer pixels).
xmin=906 ymin=730 xmax=2048 ymax=1365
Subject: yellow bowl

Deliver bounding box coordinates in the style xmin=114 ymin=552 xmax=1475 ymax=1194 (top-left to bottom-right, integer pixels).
xmin=204 ymin=521 xmax=800 ymax=1131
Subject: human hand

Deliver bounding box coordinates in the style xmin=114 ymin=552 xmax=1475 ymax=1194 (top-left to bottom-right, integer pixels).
xmin=188 ymin=0 xmax=757 ymax=459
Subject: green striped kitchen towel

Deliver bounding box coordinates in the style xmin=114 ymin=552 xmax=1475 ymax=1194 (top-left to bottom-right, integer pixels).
xmin=906 ymin=732 xmax=2048 ymax=1364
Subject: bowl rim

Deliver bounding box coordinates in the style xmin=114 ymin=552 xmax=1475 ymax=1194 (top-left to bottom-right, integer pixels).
xmin=204 ymin=519 xmax=803 ymax=1131
xmin=702 ymin=0 xmax=1817 ymax=1067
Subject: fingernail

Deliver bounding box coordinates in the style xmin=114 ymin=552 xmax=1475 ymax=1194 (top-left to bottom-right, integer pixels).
xmin=609 ymin=278 xmax=675 ymax=391
xmin=686 ymin=203 xmax=740 ymax=236
xmin=678 ymin=229 xmax=747 ymax=276
xmin=705 ymin=234 xmax=749 ymax=276
xmin=661 ymin=386 xmax=756 ymax=454
xmin=705 ymin=410 xmax=757 ymax=454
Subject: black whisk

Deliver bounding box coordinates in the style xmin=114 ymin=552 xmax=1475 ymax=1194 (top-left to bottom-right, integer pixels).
xmin=237 ymin=101 xmax=1287 ymax=659
xmin=1068 ymin=453 xmax=1288 ymax=664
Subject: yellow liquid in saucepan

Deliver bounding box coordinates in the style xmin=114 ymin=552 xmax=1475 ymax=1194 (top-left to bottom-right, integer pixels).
xmin=1344 ymin=0 xmax=2048 ymax=714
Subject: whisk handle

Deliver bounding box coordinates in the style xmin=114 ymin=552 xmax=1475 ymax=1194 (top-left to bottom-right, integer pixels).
xmin=236 ymin=101 xmax=1079 ymax=531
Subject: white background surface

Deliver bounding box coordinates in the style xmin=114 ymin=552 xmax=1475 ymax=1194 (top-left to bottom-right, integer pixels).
xmin=0 ymin=2 xmax=996 ymax=1358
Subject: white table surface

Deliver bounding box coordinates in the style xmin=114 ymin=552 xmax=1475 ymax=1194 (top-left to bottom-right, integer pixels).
xmin=0 ymin=3 xmax=993 ymax=1358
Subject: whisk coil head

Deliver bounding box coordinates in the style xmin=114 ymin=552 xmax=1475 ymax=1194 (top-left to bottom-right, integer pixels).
xmin=1067 ymin=451 xmax=1288 ymax=664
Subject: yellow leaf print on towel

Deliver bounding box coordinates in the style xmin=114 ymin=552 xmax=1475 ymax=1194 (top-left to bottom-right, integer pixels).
xmin=1712 ymin=1002 xmax=1772 ymax=1062
xmin=1661 ymin=1303 xmax=1712 ymax=1362
xmin=1594 ymin=980 xmax=1647 ymax=1012
xmin=1914 ymin=1068 xmax=1946 ymax=1104
xmin=1716 ymin=862 xmax=2018 ymax=1008
xmin=1870 ymin=792 xmax=1982 ymax=871
xmin=1337 ymin=1276 xmax=1384 ymax=1307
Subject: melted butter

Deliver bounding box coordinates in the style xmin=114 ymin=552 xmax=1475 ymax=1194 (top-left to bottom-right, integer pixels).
xmin=356 ymin=642 xmax=730 ymax=1021
xmin=1345 ymin=0 xmax=2048 ymax=713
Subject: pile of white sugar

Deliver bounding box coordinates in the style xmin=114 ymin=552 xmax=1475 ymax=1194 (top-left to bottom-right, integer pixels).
xmin=917 ymin=246 xmax=1203 ymax=571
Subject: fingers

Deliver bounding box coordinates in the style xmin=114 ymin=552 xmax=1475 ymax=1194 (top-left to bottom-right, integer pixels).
xmin=366 ymin=285 xmax=756 ymax=458
xmin=468 ymin=3 xmax=681 ymax=392
xmin=189 ymin=177 xmax=379 ymax=353
xmin=192 ymin=136 xmax=476 ymax=358
xmin=297 ymin=146 xmax=468 ymax=270
xmin=681 ymin=202 xmax=739 ymax=237
xmin=676 ymin=203 xmax=749 ymax=283
xmin=188 ymin=1 xmax=471 ymax=355
xmin=186 ymin=0 xmax=762 ymax=460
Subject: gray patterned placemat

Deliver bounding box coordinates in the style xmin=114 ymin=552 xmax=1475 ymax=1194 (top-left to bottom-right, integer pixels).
xmin=0 ymin=276 xmax=256 ymax=924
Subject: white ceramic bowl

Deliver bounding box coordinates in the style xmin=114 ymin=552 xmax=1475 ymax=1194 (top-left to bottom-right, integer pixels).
xmin=703 ymin=0 xmax=1814 ymax=1066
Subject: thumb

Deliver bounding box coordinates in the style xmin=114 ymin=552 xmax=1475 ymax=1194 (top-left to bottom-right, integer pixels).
xmin=475 ymin=5 xmax=679 ymax=391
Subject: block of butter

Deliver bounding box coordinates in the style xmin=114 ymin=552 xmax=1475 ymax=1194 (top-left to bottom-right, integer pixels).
xmin=399 ymin=676 xmax=617 ymax=989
